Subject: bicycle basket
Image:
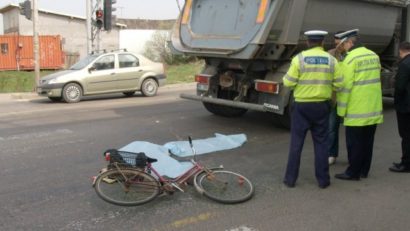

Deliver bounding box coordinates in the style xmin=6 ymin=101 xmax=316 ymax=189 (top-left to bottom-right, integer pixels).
xmin=104 ymin=149 xmax=148 ymax=168
xmin=103 ymin=149 xmax=127 ymax=164
xmin=115 ymin=150 xmax=148 ymax=167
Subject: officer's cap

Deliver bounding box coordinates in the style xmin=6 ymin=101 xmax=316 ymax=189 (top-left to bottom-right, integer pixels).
xmin=335 ymin=29 xmax=359 ymax=40
xmin=304 ymin=30 xmax=328 ymax=41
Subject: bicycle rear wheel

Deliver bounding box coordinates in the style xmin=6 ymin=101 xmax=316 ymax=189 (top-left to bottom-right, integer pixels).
xmin=194 ymin=170 xmax=254 ymax=204
xmin=94 ymin=169 xmax=160 ymax=206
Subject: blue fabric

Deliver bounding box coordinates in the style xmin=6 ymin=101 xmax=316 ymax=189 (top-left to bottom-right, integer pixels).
xmin=284 ymin=102 xmax=330 ymax=186
xmin=119 ymin=141 xmax=194 ymax=178
xmin=304 ymin=57 xmax=329 ymax=65
xmin=118 ymin=133 xmax=247 ymax=178
xmin=163 ymin=133 xmax=247 ymax=157
xmin=328 ymin=105 xmax=341 ymax=157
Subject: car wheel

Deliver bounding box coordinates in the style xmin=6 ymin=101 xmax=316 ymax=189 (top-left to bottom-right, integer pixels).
xmin=48 ymin=96 xmax=62 ymax=102
xmin=141 ymin=78 xmax=158 ymax=97
xmin=123 ymin=91 xmax=135 ymax=97
xmin=62 ymin=83 xmax=82 ymax=103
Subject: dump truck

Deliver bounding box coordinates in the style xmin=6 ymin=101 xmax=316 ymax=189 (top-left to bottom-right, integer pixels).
xmin=169 ymin=0 xmax=409 ymax=127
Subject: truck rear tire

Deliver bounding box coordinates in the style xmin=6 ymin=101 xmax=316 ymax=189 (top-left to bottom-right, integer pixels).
xmin=278 ymin=95 xmax=294 ymax=129
xmin=278 ymin=108 xmax=291 ymax=129
xmin=203 ymin=102 xmax=247 ymax=117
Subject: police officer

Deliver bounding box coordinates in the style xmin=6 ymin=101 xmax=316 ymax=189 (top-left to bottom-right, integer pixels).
xmin=334 ymin=29 xmax=384 ymax=180
xmin=327 ymin=31 xmax=346 ymax=165
xmin=328 ymin=31 xmax=346 ymax=62
xmin=283 ymin=30 xmax=343 ymax=188
xmin=389 ymin=41 xmax=410 ymax=173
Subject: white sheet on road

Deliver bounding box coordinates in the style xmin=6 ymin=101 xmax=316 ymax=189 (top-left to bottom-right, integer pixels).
xmin=120 ymin=141 xmax=193 ymax=178
xmin=164 ymin=133 xmax=247 ymax=157
xmin=119 ymin=133 xmax=247 ymax=178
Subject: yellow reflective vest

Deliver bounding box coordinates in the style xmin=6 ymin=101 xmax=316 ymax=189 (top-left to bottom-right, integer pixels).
xmin=336 ymin=46 xmax=384 ymax=126
xmin=283 ymin=47 xmax=343 ymax=102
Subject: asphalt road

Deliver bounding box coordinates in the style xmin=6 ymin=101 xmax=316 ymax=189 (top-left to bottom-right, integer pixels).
xmin=0 ymin=85 xmax=408 ymax=231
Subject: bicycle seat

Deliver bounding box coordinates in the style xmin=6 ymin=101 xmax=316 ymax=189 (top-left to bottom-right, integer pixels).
xmin=146 ymin=157 xmax=157 ymax=163
xmin=135 ymin=152 xmax=157 ymax=164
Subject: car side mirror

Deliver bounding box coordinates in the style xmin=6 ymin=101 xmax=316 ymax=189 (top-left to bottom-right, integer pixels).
xmin=88 ymin=66 xmax=96 ymax=73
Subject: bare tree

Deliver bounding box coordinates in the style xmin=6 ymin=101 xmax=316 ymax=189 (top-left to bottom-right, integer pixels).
xmin=143 ymin=31 xmax=171 ymax=63
xmin=176 ymin=0 xmax=182 ymax=12
xmin=143 ymin=30 xmax=195 ymax=65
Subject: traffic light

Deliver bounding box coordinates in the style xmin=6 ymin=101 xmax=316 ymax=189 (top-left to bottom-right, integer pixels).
xmin=19 ymin=0 xmax=32 ymax=20
xmin=95 ymin=9 xmax=104 ymax=29
xmin=103 ymin=0 xmax=116 ymax=31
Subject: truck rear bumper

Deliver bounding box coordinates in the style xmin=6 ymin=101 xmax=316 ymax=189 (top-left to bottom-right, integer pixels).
xmin=180 ymin=93 xmax=270 ymax=112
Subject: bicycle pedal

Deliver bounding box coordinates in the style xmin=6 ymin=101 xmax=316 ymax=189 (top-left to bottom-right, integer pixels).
xmin=91 ymin=176 xmax=97 ymax=187
xmin=158 ymin=191 xmax=172 ymax=197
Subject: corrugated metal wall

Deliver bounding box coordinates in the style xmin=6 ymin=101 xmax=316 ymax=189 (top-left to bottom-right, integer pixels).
xmin=0 ymin=35 xmax=64 ymax=71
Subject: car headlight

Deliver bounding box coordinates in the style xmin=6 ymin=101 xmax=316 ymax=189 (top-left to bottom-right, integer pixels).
xmin=48 ymin=78 xmax=59 ymax=84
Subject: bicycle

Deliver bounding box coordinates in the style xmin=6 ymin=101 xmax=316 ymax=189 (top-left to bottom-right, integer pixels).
xmin=93 ymin=136 xmax=254 ymax=206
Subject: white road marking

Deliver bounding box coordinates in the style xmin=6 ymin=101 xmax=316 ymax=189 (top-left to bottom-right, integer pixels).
xmin=0 ymin=129 xmax=73 ymax=141
xmin=226 ymin=225 xmax=259 ymax=231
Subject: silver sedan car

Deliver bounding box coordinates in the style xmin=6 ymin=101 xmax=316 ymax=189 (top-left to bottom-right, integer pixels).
xmin=37 ymin=50 xmax=166 ymax=103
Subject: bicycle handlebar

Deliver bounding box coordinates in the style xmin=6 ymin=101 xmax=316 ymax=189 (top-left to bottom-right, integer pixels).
xmin=188 ymin=136 xmax=193 ymax=148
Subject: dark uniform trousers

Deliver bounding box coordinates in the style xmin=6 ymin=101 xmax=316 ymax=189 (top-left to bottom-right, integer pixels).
xmin=397 ymin=111 xmax=410 ymax=166
xmin=284 ymin=101 xmax=331 ymax=186
xmin=345 ymin=125 xmax=377 ymax=177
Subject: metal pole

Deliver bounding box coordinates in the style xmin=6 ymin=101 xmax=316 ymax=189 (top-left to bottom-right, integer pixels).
xmin=96 ymin=0 xmax=101 ymax=51
xmin=96 ymin=29 xmax=100 ymax=51
xmin=406 ymin=5 xmax=410 ymax=42
xmin=86 ymin=0 xmax=92 ymax=54
xmin=32 ymin=0 xmax=40 ymax=89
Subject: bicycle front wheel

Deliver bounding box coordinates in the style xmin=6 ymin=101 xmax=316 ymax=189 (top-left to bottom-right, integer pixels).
xmin=94 ymin=169 xmax=160 ymax=206
xmin=194 ymin=170 xmax=254 ymax=204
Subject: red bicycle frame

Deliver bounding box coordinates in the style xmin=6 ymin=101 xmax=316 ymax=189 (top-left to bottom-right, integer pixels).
xmin=146 ymin=160 xmax=204 ymax=192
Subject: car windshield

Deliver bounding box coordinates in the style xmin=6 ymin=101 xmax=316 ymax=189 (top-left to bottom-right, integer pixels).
xmin=69 ymin=54 xmax=100 ymax=70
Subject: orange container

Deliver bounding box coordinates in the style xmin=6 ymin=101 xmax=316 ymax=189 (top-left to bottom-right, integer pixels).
xmin=0 ymin=35 xmax=64 ymax=71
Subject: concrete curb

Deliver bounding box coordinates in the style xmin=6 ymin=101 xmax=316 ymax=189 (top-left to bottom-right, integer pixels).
xmin=0 ymin=82 xmax=197 ymax=101
xmin=163 ymin=82 xmax=196 ymax=89
xmin=10 ymin=93 xmax=39 ymax=100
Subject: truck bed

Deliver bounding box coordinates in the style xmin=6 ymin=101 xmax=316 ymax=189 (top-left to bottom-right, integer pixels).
xmin=170 ymin=0 xmax=407 ymax=59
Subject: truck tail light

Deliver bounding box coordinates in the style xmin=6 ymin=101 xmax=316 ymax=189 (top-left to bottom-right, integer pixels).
xmin=181 ymin=0 xmax=193 ymax=24
xmin=195 ymin=74 xmax=211 ymax=85
xmin=255 ymin=80 xmax=279 ymax=94
xmin=256 ymin=0 xmax=269 ymax=24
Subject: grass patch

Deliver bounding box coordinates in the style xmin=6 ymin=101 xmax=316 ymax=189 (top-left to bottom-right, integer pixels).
xmin=165 ymin=61 xmax=204 ymax=84
xmin=0 ymin=71 xmax=55 ymax=93
xmin=0 ymin=61 xmax=204 ymax=93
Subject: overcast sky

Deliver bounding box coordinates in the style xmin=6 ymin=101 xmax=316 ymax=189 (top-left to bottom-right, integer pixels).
xmin=0 ymin=0 xmax=185 ymax=33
